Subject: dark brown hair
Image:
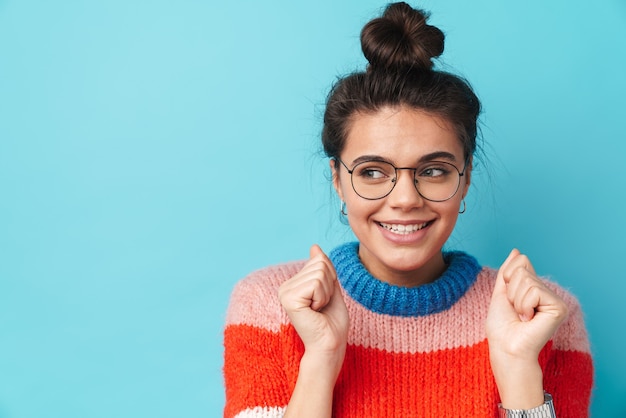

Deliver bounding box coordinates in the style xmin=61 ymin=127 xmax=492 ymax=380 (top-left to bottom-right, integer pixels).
xmin=322 ymin=2 xmax=481 ymax=163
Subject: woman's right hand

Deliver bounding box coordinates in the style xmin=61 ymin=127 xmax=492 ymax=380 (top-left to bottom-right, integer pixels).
xmin=279 ymin=246 xmax=349 ymax=418
xmin=278 ymin=245 xmax=349 ymax=366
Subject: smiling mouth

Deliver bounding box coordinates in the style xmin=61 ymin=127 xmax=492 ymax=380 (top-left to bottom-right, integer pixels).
xmin=378 ymin=221 xmax=432 ymax=235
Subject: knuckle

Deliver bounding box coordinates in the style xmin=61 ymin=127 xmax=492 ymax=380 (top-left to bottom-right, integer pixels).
xmin=522 ymin=275 xmax=539 ymax=288
xmin=556 ymin=299 xmax=569 ymax=319
xmin=311 ymin=277 xmax=325 ymax=288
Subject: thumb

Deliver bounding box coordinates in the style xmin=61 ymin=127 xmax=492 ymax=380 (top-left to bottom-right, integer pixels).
xmin=492 ymin=248 xmax=520 ymax=304
xmin=309 ymin=244 xmax=325 ymax=259
xmin=495 ymin=249 xmax=520 ymax=284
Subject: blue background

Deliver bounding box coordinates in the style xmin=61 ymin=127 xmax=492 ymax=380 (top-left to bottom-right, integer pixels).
xmin=1 ymin=0 xmax=625 ymax=416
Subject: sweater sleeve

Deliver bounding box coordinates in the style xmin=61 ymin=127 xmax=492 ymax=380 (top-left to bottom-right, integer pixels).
xmin=223 ymin=263 xmax=304 ymax=418
xmin=541 ymin=283 xmax=594 ymax=417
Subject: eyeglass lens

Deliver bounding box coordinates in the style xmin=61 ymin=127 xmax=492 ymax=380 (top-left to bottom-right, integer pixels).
xmin=349 ymin=160 xmax=462 ymax=201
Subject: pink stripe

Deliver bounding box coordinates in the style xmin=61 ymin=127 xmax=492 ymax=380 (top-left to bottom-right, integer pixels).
xmin=543 ymin=280 xmax=592 ymax=352
xmin=345 ymin=270 xmax=492 ymax=352
xmin=225 ymin=261 xmax=305 ymax=332
xmin=225 ymin=263 xmax=591 ymax=354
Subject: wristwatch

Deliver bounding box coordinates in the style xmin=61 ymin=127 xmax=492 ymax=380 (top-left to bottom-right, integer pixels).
xmin=498 ymin=393 xmax=556 ymax=418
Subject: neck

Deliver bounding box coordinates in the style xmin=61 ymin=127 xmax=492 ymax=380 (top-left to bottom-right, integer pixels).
xmin=359 ymin=249 xmax=447 ymax=287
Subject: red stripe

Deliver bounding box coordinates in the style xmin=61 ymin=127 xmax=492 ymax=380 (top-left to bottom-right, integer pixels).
xmin=223 ymin=325 xmax=292 ymax=418
xmin=224 ymin=324 xmax=593 ymax=417
xmin=334 ymin=340 xmax=499 ymax=416
xmin=544 ymin=350 xmax=594 ymax=418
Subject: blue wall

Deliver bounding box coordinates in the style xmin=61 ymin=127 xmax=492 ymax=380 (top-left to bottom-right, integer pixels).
xmin=1 ymin=0 xmax=624 ymax=416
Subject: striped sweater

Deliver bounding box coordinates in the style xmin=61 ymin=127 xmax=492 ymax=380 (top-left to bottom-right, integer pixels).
xmin=223 ymin=242 xmax=593 ymax=417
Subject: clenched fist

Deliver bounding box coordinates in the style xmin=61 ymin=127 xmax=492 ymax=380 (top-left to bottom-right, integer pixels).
xmin=278 ymin=245 xmax=350 ymax=361
xmin=486 ymin=248 xmax=569 ymax=409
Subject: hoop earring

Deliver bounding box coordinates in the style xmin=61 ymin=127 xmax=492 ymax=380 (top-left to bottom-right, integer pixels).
xmin=458 ymin=199 xmax=466 ymax=214
xmin=340 ymin=200 xmax=347 ymax=216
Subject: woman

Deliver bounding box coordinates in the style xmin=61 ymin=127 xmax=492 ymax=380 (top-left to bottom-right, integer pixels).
xmin=223 ymin=3 xmax=593 ymax=417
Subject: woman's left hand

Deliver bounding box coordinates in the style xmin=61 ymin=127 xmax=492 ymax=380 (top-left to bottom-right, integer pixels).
xmin=486 ymin=248 xmax=569 ymax=409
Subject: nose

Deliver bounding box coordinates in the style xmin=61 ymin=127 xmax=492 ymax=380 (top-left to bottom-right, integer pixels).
xmin=387 ymin=168 xmax=425 ymax=209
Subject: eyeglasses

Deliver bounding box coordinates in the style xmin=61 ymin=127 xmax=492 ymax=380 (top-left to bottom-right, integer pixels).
xmin=336 ymin=158 xmax=468 ymax=202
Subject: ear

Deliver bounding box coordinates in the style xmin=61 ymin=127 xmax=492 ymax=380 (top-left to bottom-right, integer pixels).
xmin=330 ymin=159 xmax=345 ymax=202
xmin=461 ymin=156 xmax=473 ymax=199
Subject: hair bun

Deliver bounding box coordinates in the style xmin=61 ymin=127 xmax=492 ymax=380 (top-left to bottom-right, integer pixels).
xmin=361 ymin=2 xmax=444 ymax=71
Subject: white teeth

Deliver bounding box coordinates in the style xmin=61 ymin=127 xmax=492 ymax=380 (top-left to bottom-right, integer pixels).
xmin=379 ymin=222 xmax=429 ymax=234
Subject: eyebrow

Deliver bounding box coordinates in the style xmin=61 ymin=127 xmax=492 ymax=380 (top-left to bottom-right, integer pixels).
xmin=351 ymin=151 xmax=458 ymax=166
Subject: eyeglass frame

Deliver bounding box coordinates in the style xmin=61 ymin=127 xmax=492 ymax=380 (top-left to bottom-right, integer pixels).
xmin=334 ymin=157 xmax=470 ymax=202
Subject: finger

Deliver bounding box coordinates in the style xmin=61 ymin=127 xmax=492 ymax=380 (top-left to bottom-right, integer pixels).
xmin=309 ymin=276 xmax=332 ymax=311
xmin=487 ymin=250 xmax=528 ymax=337
xmin=280 ymin=245 xmax=337 ymax=312
xmin=502 ymin=255 xmax=542 ymax=321
xmin=309 ymin=244 xmax=324 ymax=260
xmin=491 ymin=249 xmax=536 ymax=324
xmin=493 ymin=248 xmax=521 ymax=298
xmin=322 ymin=278 xmax=348 ymax=317
xmin=279 ymin=273 xmax=330 ymax=312
xmin=309 ymin=243 xmax=337 ymax=294
xmin=502 ymin=252 xmax=537 ymax=285
xmin=309 ymin=245 xmax=336 ymax=301
xmin=520 ymin=281 xmax=568 ymax=323
xmin=496 ymin=249 xmax=520 ymax=281
xmin=503 ymin=263 xmax=539 ymax=321
xmin=499 ymin=250 xmax=535 ymax=304
xmin=306 ymin=243 xmax=334 ymax=276
xmin=512 ymin=277 xmax=541 ymax=321
xmin=283 ymin=245 xmax=333 ymax=288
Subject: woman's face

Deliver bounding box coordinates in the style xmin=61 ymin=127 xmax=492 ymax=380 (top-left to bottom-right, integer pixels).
xmin=332 ymin=106 xmax=471 ymax=286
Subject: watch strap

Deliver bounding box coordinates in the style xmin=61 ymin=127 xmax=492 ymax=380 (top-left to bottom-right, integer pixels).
xmin=498 ymin=393 xmax=556 ymax=418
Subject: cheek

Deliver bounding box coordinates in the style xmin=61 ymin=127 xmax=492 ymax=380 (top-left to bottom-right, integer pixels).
xmin=430 ymin=198 xmax=463 ymax=222
xmin=344 ymin=197 xmax=380 ymax=222
xmin=441 ymin=200 xmax=463 ymax=222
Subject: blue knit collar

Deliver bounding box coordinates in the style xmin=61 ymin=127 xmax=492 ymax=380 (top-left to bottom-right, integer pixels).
xmin=329 ymin=242 xmax=481 ymax=317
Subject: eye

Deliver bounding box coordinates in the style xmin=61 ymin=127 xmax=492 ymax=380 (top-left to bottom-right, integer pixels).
xmin=361 ymin=168 xmax=386 ymax=179
xmin=355 ymin=162 xmax=394 ymax=182
xmin=421 ymin=167 xmax=446 ymax=177
xmin=418 ymin=163 xmax=453 ymax=180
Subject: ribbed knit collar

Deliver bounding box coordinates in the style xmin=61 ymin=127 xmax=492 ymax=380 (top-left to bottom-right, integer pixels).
xmin=329 ymin=242 xmax=481 ymax=317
